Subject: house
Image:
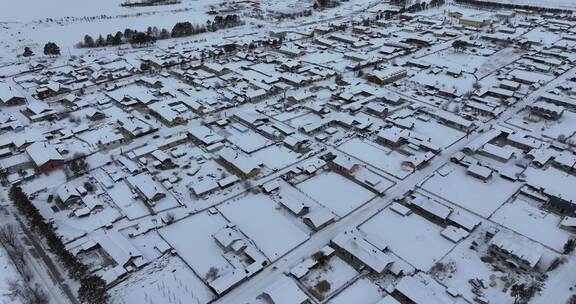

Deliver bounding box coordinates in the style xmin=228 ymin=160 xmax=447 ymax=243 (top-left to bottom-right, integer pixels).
xmin=126 ymin=173 xmax=167 ymax=206
xmin=190 ymin=179 xmax=220 ymax=197
xmin=117 ymin=117 xmax=157 ymax=138
xmin=69 ymin=229 xmax=148 ymax=285
xmin=303 ymin=208 xmax=335 ymax=231
xmin=448 ymin=11 xmax=463 ymax=18
xmin=408 ymin=195 xmax=451 ymax=224
xmin=188 ymin=125 xmax=224 ymax=146
xmin=25 ymin=142 xmax=65 ymax=172
xmin=329 ymin=156 xmax=360 ymax=175
xmin=459 ymin=16 xmax=491 ymax=28
xmin=560 ymin=217 xmax=576 ymax=232
xmin=377 ymin=127 xmax=408 ymax=147
xmin=218 ymin=148 xmax=262 ymax=178
xmin=213 ymin=226 xmax=243 ymax=252
xmin=148 ymin=101 xmax=187 ymax=126
xmin=85 ymin=109 xmax=106 ymax=121
xmin=202 ymin=63 xmax=230 ymax=76
xmin=22 ymin=101 xmax=57 ymax=121
xmin=467 ymin=163 xmax=493 ymax=181
xmin=480 ymin=143 xmax=514 ymax=162
xmin=489 ymin=230 xmax=543 ymax=272
xmin=331 ymin=229 xmax=394 ymax=274
xmin=367 ymin=68 xmax=407 ymax=85
xmin=283 ymin=134 xmax=311 ymax=153
xmin=402 ymin=152 xmax=435 ymax=171
xmin=234 ymin=110 xmax=269 ymax=128
xmin=528 ymin=102 xmax=565 ymax=120
xmin=277 ymin=46 xmax=303 ymax=57
xmin=0 ymin=82 xmax=26 ymax=105
xmin=278 ymin=195 xmax=309 ymax=216
xmin=258 ymin=277 xmax=310 ymax=304
xmin=392 ymin=273 xmax=458 ymax=304
xmin=56 ymin=184 xmax=81 ymax=204
xmin=36 ymin=82 xmax=70 ymax=100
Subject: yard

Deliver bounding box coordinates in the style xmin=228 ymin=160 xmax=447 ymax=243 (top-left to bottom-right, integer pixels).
xmin=109 ymin=255 xmax=214 ymax=304
xmin=252 ymin=145 xmax=301 ymax=171
xmin=327 ymin=277 xmax=383 ymax=304
xmin=359 ymin=207 xmax=455 ymax=271
xmin=297 ymin=171 xmax=375 ymax=217
xmin=218 ymin=194 xmax=309 ymax=261
xmin=490 ymin=197 xmax=572 ymax=252
xmin=338 ymin=138 xmax=413 ymax=179
xmin=421 ymin=164 xmax=520 ymax=217
xmin=300 ymin=255 xmax=359 ymax=301
xmin=159 ymin=211 xmax=233 ymax=280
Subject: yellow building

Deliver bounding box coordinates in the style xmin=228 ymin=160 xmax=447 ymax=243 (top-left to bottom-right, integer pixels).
xmin=459 ymin=16 xmax=491 ymax=28
xmin=448 ymin=11 xmax=463 ymax=18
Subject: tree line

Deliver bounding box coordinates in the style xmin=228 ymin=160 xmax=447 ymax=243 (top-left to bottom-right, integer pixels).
xmin=9 ymin=186 xmax=107 ymax=304
xmin=454 ymin=0 xmax=573 ymax=14
xmin=121 ymin=0 xmax=181 ymax=7
xmin=78 ymin=15 xmax=242 ymax=48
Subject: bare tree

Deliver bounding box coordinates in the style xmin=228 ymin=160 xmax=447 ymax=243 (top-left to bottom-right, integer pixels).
xmin=0 ymin=224 xmax=19 ymax=250
xmin=9 ymin=280 xmax=48 ymax=304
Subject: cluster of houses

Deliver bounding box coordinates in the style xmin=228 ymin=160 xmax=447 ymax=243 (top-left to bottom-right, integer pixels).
xmin=1 ymin=1 xmax=576 ymax=304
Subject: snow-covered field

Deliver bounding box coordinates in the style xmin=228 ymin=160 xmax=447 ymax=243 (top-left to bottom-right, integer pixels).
xmin=0 ymin=0 xmax=217 ymax=22
xmin=218 ymin=194 xmax=309 ymax=261
xmin=300 ymin=255 xmax=359 ymax=300
xmin=297 ymin=171 xmax=375 ymax=217
xmin=109 ymin=255 xmax=215 ymax=304
xmin=160 ymin=211 xmax=234 ymax=279
xmin=327 ymin=277 xmax=383 ymax=304
xmin=421 ymin=164 xmax=521 ymax=217
xmin=338 ymin=138 xmax=413 ymax=179
xmin=490 ymin=197 xmax=572 ymax=251
xmin=252 ymin=145 xmax=301 ymax=171
xmin=360 ymin=207 xmax=455 ymax=271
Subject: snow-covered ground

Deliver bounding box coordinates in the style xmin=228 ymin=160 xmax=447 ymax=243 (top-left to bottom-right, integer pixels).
xmin=297 ymin=171 xmax=375 ymax=217
xmin=2 ymin=0 xmax=576 ymax=303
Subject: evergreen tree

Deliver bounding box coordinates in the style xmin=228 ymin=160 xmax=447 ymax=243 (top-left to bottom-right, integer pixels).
xmin=130 ymin=32 xmax=156 ymax=46
xmin=124 ymin=28 xmax=134 ymax=40
xmin=84 ymin=35 xmax=95 ymax=48
xmin=78 ymin=275 xmax=108 ymax=304
xmin=171 ymin=22 xmax=193 ymax=37
xmin=112 ymin=31 xmax=123 ymax=46
xmin=96 ymin=35 xmax=106 ymax=47
xmin=43 ymin=42 xmax=60 ymax=56
xmin=159 ymin=28 xmax=170 ymax=39
xmin=23 ymin=47 xmax=34 ymax=57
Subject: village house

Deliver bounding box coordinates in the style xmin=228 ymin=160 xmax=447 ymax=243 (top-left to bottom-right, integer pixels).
xmin=528 ymin=101 xmax=565 ymax=120
xmin=0 ymin=82 xmax=26 ymax=105
xmin=126 ymin=173 xmax=167 ymax=207
xmin=331 ymin=229 xmax=394 ymax=274
xmin=283 ymin=134 xmax=311 ymax=153
xmin=25 ymin=142 xmax=65 ymax=172
xmin=366 ymin=68 xmax=407 ymax=86
xmin=467 ymin=163 xmax=493 ymax=182
xmin=329 ymin=156 xmax=360 ymax=175
xmin=459 ymin=16 xmax=491 ymax=28
xmin=217 ymin=148 xmax=262 ymax=178
xmin=488 ymin=230 xmax=543 ymax=272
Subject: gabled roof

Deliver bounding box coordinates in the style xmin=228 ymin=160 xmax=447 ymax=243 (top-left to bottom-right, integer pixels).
xmin=25 ymin=141 xmax=64 ymax=167
xmin=0 ymin=82 xmax=25 ymax=103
